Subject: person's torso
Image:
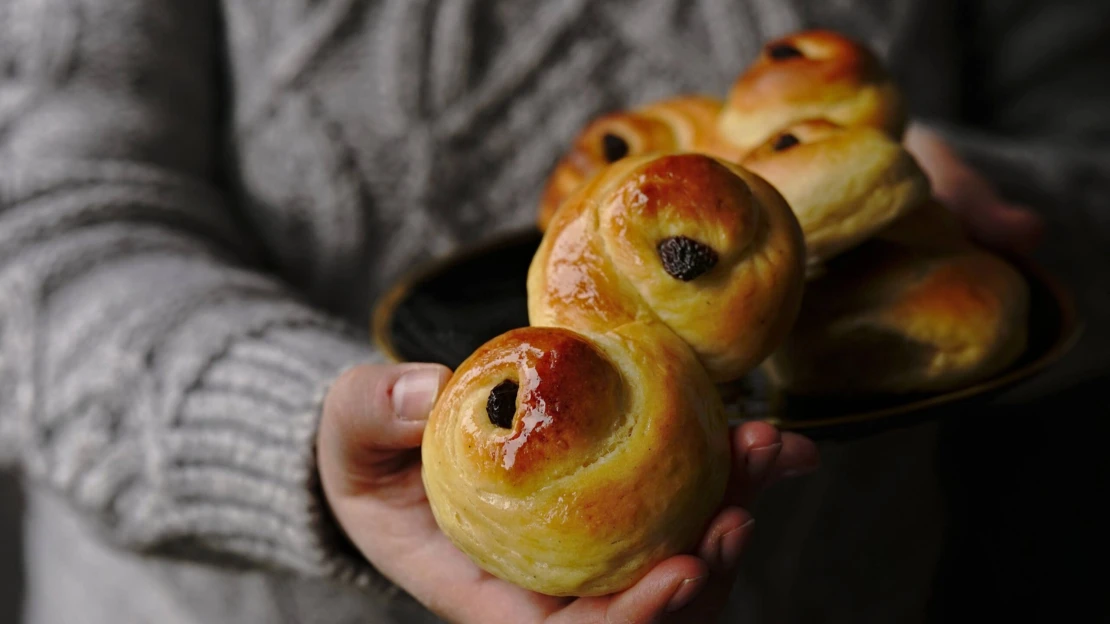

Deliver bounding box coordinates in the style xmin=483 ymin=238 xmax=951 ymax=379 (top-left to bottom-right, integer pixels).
xmin=25 ymin=1 xmax=961 ymax=623
xmin=216 ymin=0 xmax=959 ymax=325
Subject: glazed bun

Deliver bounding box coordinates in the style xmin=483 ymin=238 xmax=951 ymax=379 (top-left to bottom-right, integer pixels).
xmin=763 ymin=238 xmax=1030 ymax=395
xmin=422 ymin=323 xmax=728 ymax=596
xmin=423 ymin=153 xmax=807 ymax=596
xmin=537 ymin=96 xmax=745 ymax=230
xmin=741 ymin=119 xmax=930 ymax=266
xmin=530 ymin=153 xmax=806 ymax=382
xmin=719 ymin=30 xmax=907 ymax=153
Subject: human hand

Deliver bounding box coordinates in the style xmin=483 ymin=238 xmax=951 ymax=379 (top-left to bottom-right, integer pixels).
xmin=904 ymin=123 xmax=1044 ymax=255
xmin=318 ymin=362 xmax=819 ymax=623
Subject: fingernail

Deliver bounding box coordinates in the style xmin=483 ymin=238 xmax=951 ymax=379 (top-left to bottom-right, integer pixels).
xmin=746 ymin=442 xmax=782 ymax=482
xmin=392 ymin=367 xmax=447 ymax=421
xmin=719 ymin=519 xmax=754 ymax=570
xmin=665 ymin=576 xmax=705 ymax=612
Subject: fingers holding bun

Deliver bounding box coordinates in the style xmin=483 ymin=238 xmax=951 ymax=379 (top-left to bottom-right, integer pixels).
xmin=427 ymin=143 xmax=807 ymax=596
xmin=422 ymin=322 xmax=729 ymax=597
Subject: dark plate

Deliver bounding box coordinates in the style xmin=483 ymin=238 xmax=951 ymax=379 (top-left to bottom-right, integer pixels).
xmin=372 ymin=229 xmax=1083 ymax=440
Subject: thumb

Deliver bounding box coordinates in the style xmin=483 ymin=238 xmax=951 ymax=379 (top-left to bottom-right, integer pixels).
xmin=320 ymin=362 xmax=452 ymax=463
xmin=904 ymin=123 xmax=1044 ymax=255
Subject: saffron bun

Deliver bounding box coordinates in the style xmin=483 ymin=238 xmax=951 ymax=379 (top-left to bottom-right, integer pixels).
xmin=529 ymin=153 xmax=806 ymax=383
xmin=423 ymin=153 xmax=806 ymax=596
xmin=741 ymin=119 xmax=930 ymax=267
xmin=718 ymin=29 xmax=907 ymax=153
xmin=763 ymin=235 xmax=1030 ymax=395
xmin=537 ymin=96 xmax=745 ymax=230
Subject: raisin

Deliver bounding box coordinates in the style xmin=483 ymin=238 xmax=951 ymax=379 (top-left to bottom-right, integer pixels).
xmin=767 ymin=43 xmax=804 ymax=60
xmin=486 ymin=379 xmax=519 ymax=429
xmin=657 ymin=236 xmax=719 ymax=281
xmin=601 ymin=133 xmax=630 ymax=163
xmin=772 ymin=133 xmax=800 ymax=151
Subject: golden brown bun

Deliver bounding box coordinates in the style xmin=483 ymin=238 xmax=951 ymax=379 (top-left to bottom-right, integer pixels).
xmin=741 ymin=120 xmax=930 ymax=266
xmin=423 ymin=153 xmax=807 ymax=596
xmin=422 ymin=322 xmax=729 ymax=597
xmin=719 ymin=30 xmax=907 ymax=153
xmin=763 ymin=239 xmax=1030 ymax=395
xmin=530 ymin=152 xmax=807 ymax=382
xmin=537 ymin=96 xmax=746 ymax=230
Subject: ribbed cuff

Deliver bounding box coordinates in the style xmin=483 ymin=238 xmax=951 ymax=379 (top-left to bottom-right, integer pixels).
xmin=159 ymin=320 xmax=391 ymax=590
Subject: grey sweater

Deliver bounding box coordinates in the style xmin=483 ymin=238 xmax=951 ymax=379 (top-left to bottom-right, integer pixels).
xmin=2 ymin=1 xmax=1108 ymax=622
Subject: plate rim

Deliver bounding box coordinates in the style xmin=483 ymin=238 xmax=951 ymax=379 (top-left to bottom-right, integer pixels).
xmin=766 ymin=254 xmax=1084 ymax=432
xmin=371 ymin=227 xmax=1085 ymax=434
xmin=371 ymin=229 xmax=543 ymax=365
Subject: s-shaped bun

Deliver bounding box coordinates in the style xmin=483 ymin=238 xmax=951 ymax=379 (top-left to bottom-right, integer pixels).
xmin=423 ymin=153 xmax=806 ymax=596
xmin=718 ymin=30 xmax=907 ymax=153
xmin=763 ymin=236 xmax=1030 ymax=395
xmin=531 ymin=153 xmax=806 ymax=382
xmin=741 ymin=119 xmax=930 ymax=267
xmin=422 ymin=322 xmax=728 ymax=596
xmin=537 ymin=96 xmax=746 ymax=230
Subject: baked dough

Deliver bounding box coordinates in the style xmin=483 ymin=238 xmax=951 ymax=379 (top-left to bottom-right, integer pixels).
xmin=719 ymin=30 xmax=906 ymax=153
xmin=422 ymin=322 xmax=729 ymax=596
xmin=537 ymin=96 xmax=745 ymax=230
xmin=423 ymin=153 xmax=806 ymax=596
xmin=741 ymin=119 xmax=930 ymax=266
xmin=530 ymin=152 xmax=806 ymax=382
xmin=763 ymin=236 xmax=1030 ymax=395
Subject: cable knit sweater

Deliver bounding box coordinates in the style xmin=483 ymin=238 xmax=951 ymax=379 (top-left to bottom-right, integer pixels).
xmin=2 ymin=1 xmax=1108 ymax=622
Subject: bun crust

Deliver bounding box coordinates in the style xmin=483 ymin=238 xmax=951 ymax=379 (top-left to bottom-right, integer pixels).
xmin=741 ymin=120 xmax=930 ymax=266
xmin=530 ymin=153 xmax=806 ymax=382
xmin=423 ymin=323 xmax=729 ymax=596
xmin=719 ymin=30 xmax=906 ymax=153
xmin=537 ymin=96 xmax=745 ymax=230
xmin=764 ymin=239 xmax=1030 ymax=395
xmin=424 ymin=153 xmax=807 ymax=596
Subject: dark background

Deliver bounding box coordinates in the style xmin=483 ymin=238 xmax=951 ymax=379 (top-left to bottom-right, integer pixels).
xmin=929 ymin=377 xmax=1110 ymax=622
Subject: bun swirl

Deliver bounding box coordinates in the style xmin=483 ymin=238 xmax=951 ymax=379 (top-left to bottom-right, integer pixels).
xmin=718 ymin=30 xmax=907 ymax=153
xmin=763 ymin=237 xmax=1030 ymax=395
xmin=741 ymin=119 xmax=930 ymax=267
xmin=537 ymin=96 xmax=745 ymax=230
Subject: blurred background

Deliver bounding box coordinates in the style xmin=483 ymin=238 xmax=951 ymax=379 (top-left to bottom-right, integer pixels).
xmin=1 ymin=474 xmax=22 ymax=621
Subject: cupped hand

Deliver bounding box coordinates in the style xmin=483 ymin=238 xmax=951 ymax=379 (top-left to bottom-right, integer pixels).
xmin=904 ymin=123 xmax=1044 ymax=255
xmin=318 ymin=363 xmax=819 ymax=624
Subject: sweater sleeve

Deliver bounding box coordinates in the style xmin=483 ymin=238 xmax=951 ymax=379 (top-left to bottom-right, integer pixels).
xmin=921 ymin=0 xmax=1110 ymax=230
xmin=914 ymin=0 xmax=1110 ymax=394
xmin=0 ymin=0 xmax=383 ymax=586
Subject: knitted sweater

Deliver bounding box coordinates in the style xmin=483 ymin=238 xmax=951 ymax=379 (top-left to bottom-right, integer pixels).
xmin=2 ymin=1 xmax=1108 ymax=622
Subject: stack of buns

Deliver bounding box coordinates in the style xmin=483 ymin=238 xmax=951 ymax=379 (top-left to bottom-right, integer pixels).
xmin=538 ymin=29 xmax=1030 ymax=396
xmin=419 ymin=29 xmax=1032 ymax=599
xmin=424 ymin=153 xmax=806 ymax=596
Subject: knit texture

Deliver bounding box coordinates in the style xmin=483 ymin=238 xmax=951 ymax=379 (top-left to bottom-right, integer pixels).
xmin=2 ymin=0 xmax=1109 ymax=622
